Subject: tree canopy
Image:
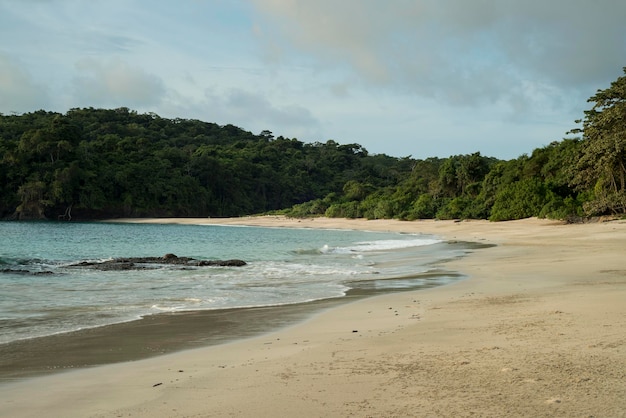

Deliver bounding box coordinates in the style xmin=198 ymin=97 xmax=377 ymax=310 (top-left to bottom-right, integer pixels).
xmin=571 ymin=67 xmax=626 ymax=215
xmin=0 ymin=108 xmax=402 ymax=220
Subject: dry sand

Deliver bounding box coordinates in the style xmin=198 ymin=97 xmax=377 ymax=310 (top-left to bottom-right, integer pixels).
xmin=1 ymin=216 xmax=626 ymax=417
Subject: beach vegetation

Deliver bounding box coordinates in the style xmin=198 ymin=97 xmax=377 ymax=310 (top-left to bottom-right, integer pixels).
xmin=570 ymin=67 xmax=626 ymax=215
xmin=3 ymin=69 xmax=626 ymax=220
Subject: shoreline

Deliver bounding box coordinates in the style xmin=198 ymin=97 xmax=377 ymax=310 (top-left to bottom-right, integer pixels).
xmin=0 ymin=222 xmax=473 ymax=381
xmin=0 ymin=296 xmax=352 ymax=381
xmin=2 ymin=216 xmax=626 ymax=417
xmin=0 ymin=266 xmax=463 ymax=381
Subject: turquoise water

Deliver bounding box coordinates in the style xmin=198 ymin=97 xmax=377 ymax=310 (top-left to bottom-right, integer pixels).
xmin=0 ymin=221 xmax=460 ymax=344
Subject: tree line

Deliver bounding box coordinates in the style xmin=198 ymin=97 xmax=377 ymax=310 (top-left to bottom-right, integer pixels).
xmin=1 ymin=68 xmax=625 ymax=221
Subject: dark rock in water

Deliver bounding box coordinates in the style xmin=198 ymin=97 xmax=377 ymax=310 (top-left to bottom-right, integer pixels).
xmin=0 ymin=268 xmax=55 ymax=275
xmin=195 ymin=259 xmax=247 ymax=267
xmin=67 ymin=254 xmax=246 ymax=270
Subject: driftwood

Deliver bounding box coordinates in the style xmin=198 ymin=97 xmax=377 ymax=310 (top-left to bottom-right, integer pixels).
xmin=58 ymin=205 xmax=72 ymax=221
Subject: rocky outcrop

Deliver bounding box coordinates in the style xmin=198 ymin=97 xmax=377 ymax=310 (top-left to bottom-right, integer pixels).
xmin=0 ymin=268 xmax=55 ymax=275
xmin=68 ymin=254 xmax=246 ymax=271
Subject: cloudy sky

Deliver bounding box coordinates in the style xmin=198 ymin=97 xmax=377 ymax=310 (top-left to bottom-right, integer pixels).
xmin=1 ymin=1 xmax=625 ymax=159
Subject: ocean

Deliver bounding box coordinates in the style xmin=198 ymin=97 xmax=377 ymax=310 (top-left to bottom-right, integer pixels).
xmin=0 ymin=221 xmax=466 ymax=347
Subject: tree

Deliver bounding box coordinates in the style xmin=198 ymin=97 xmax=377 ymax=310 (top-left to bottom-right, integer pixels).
xmin=572 ymin=67 xmax=626 ymax=215
xmin=436 ymin=153 xmax=494 ymax=197
xmin=342 ymin=180 xmax=369 ymax=201
xmin=15 ymin=177 xmax=51 ymax=219
xmin=489 ymin=178 xmax=548 ymax=221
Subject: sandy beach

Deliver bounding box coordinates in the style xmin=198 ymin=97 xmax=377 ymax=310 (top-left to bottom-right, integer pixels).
xmin=1 ymin=216 xmax=626 ymax=417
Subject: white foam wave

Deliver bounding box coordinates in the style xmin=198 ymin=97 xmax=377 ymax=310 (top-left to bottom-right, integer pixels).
xmin=323 ymin=237 xmax=441 ymax=253
xmin=250 ymin=261 xmax=368 ymax=281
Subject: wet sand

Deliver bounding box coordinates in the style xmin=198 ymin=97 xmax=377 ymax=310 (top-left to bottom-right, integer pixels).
xmin=0 ymin=270 xmax=464 ymax=381
xmin=0 ymin=299 xmax=347 ymax=381
xmin=1 ymin=216 xmax=626 ymax=417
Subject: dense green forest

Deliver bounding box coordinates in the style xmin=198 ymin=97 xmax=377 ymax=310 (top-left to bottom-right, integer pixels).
xmin=1 ymin=69 xmax=626 ymax=222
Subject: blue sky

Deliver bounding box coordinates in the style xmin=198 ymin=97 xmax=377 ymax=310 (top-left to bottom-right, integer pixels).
xmin=1 ymin=0 xmax=625 ymax=160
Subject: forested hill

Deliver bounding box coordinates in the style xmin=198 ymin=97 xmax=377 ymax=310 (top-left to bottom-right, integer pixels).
xmin=0 ymin=107 xmax=408 ymax=220
xmin=1 ymin=69 xmax=626 ymax=221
